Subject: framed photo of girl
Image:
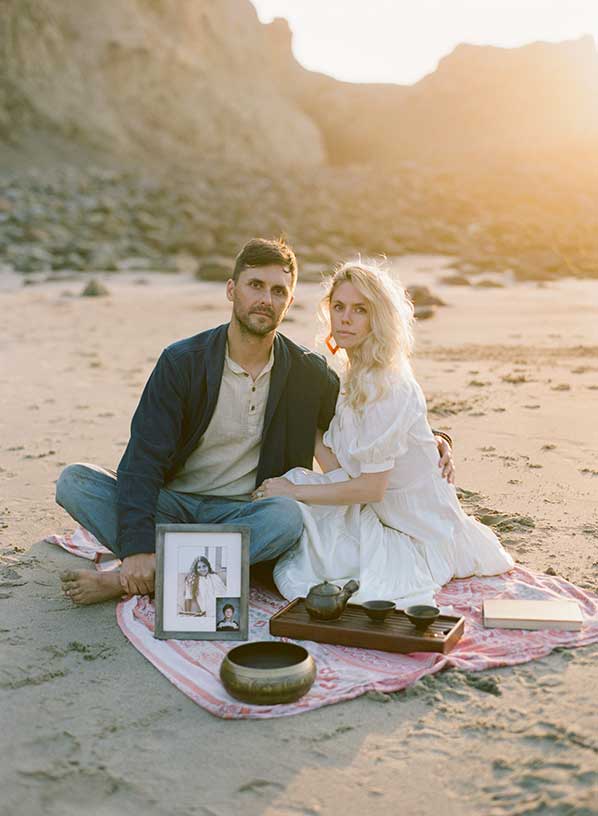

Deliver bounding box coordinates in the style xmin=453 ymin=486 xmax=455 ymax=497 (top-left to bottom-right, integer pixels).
xmin=154 ymin=523 xmax=250 ymax=641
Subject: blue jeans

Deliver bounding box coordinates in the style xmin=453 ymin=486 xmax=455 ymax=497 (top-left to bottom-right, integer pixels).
xmin=55 ymin=463 xmax=304 ymax=564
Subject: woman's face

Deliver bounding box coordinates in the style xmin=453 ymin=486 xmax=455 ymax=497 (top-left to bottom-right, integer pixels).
xmin=329 ymin=281 xmax=371 ymax=351
xmin=198 ymin=561 xmax=209 ymax=576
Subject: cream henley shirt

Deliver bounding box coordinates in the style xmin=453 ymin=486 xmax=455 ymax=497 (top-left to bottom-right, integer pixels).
xmin=166 ymin=344 xmax=275 ymax=500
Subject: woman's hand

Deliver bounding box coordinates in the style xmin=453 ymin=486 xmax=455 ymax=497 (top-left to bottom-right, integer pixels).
xmin=251 ymin=477 xmax=297 ymax=501
xmin=435 ymin=436 xmax=455 ymax=484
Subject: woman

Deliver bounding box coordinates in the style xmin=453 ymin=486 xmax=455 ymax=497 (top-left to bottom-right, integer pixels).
xmin=183 ymin=556 xmax=227 ymax=616
xmin=253 ymin=261 xmax=514 ymax=607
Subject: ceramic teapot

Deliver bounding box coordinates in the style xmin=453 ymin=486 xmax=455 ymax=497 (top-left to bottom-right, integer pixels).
xmin=304 ymin=579 xmax=360 ymax=620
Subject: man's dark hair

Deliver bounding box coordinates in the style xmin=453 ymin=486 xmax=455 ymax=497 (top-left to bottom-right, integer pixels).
xmin=232 ymin=238 xmax=297 ymax=287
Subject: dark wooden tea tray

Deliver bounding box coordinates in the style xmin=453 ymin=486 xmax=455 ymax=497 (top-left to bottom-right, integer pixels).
xmin=269 ymin=598 xmax=465 ymax=654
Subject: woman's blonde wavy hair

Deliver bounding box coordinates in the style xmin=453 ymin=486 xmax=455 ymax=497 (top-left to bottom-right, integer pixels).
xmin=319 ymin=260 xmax=415 ymax=411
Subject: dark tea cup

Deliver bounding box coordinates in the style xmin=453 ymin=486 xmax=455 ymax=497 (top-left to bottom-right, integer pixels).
xmin=362 ymin=600 xmax=396 ymax=623
xmin=404 ymin=605 xmax=440 ymax=632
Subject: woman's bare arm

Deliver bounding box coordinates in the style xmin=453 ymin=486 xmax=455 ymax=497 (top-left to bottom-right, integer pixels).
xmin=253 ymin=468 xmax=392 ymax=506
xmin=314 ymin=428 xmax=341 ymax=472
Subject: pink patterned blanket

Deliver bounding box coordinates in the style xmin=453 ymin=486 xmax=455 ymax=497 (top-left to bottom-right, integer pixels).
xmin=48 ymin=527 xmax=598 ymax=719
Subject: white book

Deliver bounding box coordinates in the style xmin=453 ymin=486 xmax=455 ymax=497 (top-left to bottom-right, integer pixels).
xmin=483 ymin=599 xmax=583 ymax=631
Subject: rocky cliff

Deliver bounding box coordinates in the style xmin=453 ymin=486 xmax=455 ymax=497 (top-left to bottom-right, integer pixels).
xmin=0 ymin=0 xmax=325 ymax=170
xmin=2 ymin=2 xmax=596 ymax=171
xmin=264 ymin=20 xmax=598 ymax=164
xmin=393 ymin=35 xmax=598 ymax=159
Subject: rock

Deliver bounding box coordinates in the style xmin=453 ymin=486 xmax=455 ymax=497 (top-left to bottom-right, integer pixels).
xmin=178 ymin=234 xmax=216 ymax=257
xmin=89 ymin=244 xmax=119 ymax=271
xmin=80 ymin=278 xmax=110 ymax=297
xmin=465 ymin=674 xmax=501 ymax=696
xmin=44 ymin=272 xmax=79 ymax=282
xmin=440 ymin=274 xmax=471 ymax=286
xmin=196 ymin=256 xmax=233 ymax=282
xmin=414 ymin=306 xmax=436 ymax=320
xmin=407 ymin=285 xmax=446 ymax=307
xmin=473 ymin=279 xmax=504 ymax=288
xmin=366 ymin=690 xmax=391 ymax=703
xmin=173 ymin=253 xmax=200 ymax=276
xmin=157 ymin=257 xmax=180 ymax=275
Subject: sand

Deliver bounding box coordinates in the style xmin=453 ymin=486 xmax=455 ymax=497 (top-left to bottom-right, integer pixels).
xmin=1 ymin=255 xmax=597 ymax=816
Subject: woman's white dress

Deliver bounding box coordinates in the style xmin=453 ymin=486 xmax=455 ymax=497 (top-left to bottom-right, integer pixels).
xmin=273 ymin=372 xmax=514 ymax=608
xmin=185 ymin=572 xmax=227 ymax=615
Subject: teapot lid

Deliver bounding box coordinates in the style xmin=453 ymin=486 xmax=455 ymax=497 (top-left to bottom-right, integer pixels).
xmin=309 ymin=581 xmax=341 ymax=596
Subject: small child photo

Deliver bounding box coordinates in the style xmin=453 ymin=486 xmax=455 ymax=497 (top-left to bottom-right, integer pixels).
xmin=216 ymin=598 xmax=240 ymax=631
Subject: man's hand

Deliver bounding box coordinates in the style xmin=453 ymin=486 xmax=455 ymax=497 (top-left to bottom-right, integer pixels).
xmin=120 ymin=553 xmax=156 ymax=597
xmin=435 ymin=436 xmax=455 ymax=484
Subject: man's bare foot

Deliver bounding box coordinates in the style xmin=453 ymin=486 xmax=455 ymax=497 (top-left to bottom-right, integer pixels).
xmin=60 ymin=570 xmax=125 ymax=605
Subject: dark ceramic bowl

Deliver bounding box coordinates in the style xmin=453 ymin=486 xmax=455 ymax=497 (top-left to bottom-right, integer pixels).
xmin=362 ymin=600 xmax=396 ymax=622
xmin=220 ymin=642 xmax=316 ymax=705
xmin=404 ymin=605 xmax=440 ymax=631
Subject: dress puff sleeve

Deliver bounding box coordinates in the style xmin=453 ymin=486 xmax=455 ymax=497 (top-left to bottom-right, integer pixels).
xmin=348 ymin=375 xmax=422 ymax=473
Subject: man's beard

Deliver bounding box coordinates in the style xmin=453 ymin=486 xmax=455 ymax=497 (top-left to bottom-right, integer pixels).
xmin=234 ymin=305 xmax=279 ymax=337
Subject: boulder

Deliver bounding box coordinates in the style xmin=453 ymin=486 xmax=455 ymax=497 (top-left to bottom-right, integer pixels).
xmin=81 ymin=278 xmax=110 ymax=297
xmin=414 ymin=306 xmax=436 ymax=320
xmin=196 ymin=257 xmax=233 ymax=282
xmin=406 ymin=285 xmax=446 ymax=307
xmin=440 ymin=274 xmax=471 ymax=286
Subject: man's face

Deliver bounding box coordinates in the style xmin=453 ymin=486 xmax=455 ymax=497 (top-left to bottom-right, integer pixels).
xmin=226 ymin=265 xmax=294 ymax=337
xmin=224 ymin=607 xmax=234 ymax=620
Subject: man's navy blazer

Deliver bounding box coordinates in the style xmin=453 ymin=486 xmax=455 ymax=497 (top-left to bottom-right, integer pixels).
xmin=116 ymin=324 xmax=340 ymax=558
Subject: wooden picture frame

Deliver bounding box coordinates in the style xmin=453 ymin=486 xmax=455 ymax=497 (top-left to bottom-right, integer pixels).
xmin=154 ymin=523 xmax=250 ymax=641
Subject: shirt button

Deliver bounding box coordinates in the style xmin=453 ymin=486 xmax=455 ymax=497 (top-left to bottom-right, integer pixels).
xmin=251 ymin=386 xmax=256 ymax=392
xmin=250 ymin=406 xmax=255 ymax=411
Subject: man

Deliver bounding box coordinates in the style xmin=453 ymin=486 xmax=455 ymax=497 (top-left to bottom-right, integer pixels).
xmin=57 ymin=238 xmax=453 ymax=604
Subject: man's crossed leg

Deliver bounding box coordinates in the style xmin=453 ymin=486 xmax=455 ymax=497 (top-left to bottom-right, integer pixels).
xmin=56 ymin=463 xmax=304 ymax=604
